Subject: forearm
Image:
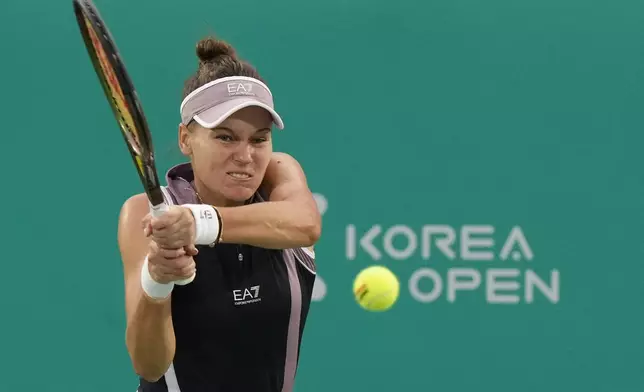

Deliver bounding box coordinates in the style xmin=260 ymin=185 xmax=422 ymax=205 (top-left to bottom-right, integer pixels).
xmin=126 ymin=287 xmax=175 ymax=382
xmin=218 ymin=200 xmax=320 ymax=249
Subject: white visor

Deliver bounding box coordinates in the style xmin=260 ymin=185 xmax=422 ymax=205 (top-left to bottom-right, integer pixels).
xmin=180 ymin=76 xmax=284 ymax=130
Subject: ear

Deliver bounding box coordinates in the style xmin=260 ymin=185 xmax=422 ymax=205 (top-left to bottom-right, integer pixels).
xmin=178 ymin=123 xmax=192 ymax=156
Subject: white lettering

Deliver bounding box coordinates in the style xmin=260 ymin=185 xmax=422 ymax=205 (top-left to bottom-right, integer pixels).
xmin=461 ymin=225 xmax=494 ymax=261
xmin=346 ymin=225 xmax=356 ymax=260
xmin=404 ymin=268 xmax=558 ymax=305
xmin=487 ymin=269 xmax=520 ymax=304
xmin=348 ymin=225 xmax=534 ymax=262
xmin=447 ymin=268 xmax=481 ymax=302
xmin=227 ymin=82 xmax=253 ymax=94
xmin=359 ymin=225 xmax=382 ymax=260
xmin=421 ymin=225 xmax=455 ymax=260
xmin=383 ymin=225 xmax=416 ymax=260
xmin=233 ymin=290 xmax=243 ymax=301
xmin=525 ymin=270 xmax=559 ymax=303
xmin=250 ymin=285 xmax=260 ymax=298
xmin=232 ymin=285 xmax=262 ymax=305
xmin=409 ymin=268 xmax=442 ymax=303
xmin=499 ymin=226 xmax=534 ymax=261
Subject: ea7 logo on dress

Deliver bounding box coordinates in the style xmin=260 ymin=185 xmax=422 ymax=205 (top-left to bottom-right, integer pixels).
xmin=227 ymin=83 xmax=254 ymax=96
xmin=233 ymin=285 xmax=261 ymax=305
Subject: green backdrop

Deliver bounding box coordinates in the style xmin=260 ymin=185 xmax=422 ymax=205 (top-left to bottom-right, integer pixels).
xmin=1 ymin=0 xmax=643 ymax=391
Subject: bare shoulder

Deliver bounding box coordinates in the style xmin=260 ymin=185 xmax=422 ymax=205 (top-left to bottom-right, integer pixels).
xmin=117 ymin=193 xmax=152 ymax=270
xmin=118 ymin=193 xmax=150 ymax=232
xmin=270 ymin=151 xmax=300 ymax=165
xmin=117 ymin=193 xmax=156 ymax=320
xmin=265 ymin=152 xmax=308 ymax=183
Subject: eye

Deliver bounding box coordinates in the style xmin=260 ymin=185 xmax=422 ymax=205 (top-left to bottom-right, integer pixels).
xmin=216 ymin=135 xmax=234 ymax=142
xmin=252 ymin=137 xmax=268 ymax=144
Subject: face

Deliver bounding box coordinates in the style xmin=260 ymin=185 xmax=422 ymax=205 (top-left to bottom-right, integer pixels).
xmin=179 ymin=106 xmax=274 ymax=206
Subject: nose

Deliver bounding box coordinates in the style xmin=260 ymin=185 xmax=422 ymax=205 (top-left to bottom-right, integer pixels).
xmin=232 ymin=142 xmax=253 ymax=165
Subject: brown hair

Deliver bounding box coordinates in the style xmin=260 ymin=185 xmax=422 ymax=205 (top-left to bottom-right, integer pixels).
xmin=182 ymin=36 xmax=263 ymax=100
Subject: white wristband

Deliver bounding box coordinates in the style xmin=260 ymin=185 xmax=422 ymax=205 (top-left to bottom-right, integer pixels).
xmin=183 ymin=204 xmax=222 ymax=245
xmin=141 ymin=257 xmax=174 ymax=300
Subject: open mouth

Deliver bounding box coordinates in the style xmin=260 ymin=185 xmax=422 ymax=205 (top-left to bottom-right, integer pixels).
xmin=227 ymin=172 xmax=252 ymax=180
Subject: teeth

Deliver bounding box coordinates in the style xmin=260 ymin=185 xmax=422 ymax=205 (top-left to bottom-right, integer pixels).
xmin=229 ymin=172 xmax=250 ymax=179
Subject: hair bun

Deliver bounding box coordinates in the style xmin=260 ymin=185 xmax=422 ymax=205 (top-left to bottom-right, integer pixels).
xmin=196 ymin=37 xmax=236 ymax=63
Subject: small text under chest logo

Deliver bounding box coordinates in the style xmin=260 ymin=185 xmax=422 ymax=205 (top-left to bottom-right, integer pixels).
xmin=233 ymin=285 xmax=261 ymax=306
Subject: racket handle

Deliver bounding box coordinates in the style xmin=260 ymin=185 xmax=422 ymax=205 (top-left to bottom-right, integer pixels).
xmin=149 ymin=201 xmax=196 ymax=286
xmin=150 ymin=201 xmax=169 ymax=218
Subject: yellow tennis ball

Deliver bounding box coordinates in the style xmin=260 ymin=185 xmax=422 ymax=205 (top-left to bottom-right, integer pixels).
xmin=352 ymin=265 xmax=400 ymax=312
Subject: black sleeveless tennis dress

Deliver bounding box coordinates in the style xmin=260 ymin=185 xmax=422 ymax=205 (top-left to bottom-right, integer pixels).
xmin=137 ymin=163 xmax=317 ymax=392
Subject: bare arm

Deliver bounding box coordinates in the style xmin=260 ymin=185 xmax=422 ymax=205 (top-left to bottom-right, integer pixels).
xmin=118 ymin=193 xmax=175 ymax=382
xmin=217 ymin=152 xmax=321 ymax=249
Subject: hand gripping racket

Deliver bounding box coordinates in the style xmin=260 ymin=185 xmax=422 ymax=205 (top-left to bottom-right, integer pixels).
xmin=73 ymin=0 xmax=195 ymax=285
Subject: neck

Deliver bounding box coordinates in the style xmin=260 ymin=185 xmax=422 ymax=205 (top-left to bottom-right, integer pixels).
xmin=192 ymin=179 xmax=246 ymax=207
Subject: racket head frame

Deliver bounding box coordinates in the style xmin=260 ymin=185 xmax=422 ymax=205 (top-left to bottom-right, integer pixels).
xmin=72 ymin=0 xmax=165 ymax=208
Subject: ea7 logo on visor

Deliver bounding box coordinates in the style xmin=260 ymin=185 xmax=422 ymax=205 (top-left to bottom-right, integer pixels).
xmin=227 ymin=82 xmax=254 ymax=96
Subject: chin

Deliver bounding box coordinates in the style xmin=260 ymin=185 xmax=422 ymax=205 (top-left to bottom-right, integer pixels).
xmin=222 ymin=187 xmax=257 ymax=204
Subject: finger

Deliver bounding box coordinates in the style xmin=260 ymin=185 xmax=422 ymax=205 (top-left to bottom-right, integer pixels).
xmin=152 ymin=229 xmax=192 ymax=247
xmin=141 ymin=215 xmax=152 ymax=236
xmin=154 ymin=268 xmax=185 ymax=283
xmin=152 ymin=235 xmax=188 ymax=250
xmin=151 ymin=224 xmax=184 ymax=240
xmin=174 ymin=263 xmax=196 ymax=279
xmin=157 ymin=247 xmax=186 ymax=259
xmin=152 ymin=254 xmax=194 ymax=270
xmin=143 ymin=222 xmax=153 ymax=237
xmin=155 ymin=261 xmax=195 ymax=281
xmin=149 ymin=226 xmax=178 ymax=243
xmin=153 ymin=263 xmax=183 ymax=277
xmin=148 ymin=269 xmax=174 ymax=284
xmin=149 ymin=228 xmax=168 ymax=242
xmin=150 ymin=213 xmax=178 ymax=231
xmin=171 ymin=256 xmax=195 ymax=269
xmin=140 ymin=214 xmax=152 ymax=229
xmin=152 ymin=208 xmax=184 ymax=230
xmin=153 ymin=208 xmax=192 ymax=234
xmin=148 ymin=239 xmax=159 ymax=254
xmin=185 ymin=245 xmax=199 ymax=256
xmin=150 ymin=217 xmax=169 ymax=231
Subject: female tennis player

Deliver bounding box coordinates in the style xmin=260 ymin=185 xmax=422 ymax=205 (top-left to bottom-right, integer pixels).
xmin=117 ymin=36 xmax=321 ymax=392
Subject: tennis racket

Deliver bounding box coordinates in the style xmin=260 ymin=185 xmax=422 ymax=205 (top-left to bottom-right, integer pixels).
xmin=73 ymin=0 xmax=194 ymax=285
